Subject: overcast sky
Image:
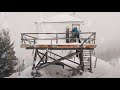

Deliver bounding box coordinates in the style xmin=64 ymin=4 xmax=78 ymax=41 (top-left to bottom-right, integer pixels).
xmin=0 ymin=12 xmax=120 ymax=62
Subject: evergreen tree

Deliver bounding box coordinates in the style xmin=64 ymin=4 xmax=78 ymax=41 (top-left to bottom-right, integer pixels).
xmin=0 ymin=29 xmax=18 ymax=77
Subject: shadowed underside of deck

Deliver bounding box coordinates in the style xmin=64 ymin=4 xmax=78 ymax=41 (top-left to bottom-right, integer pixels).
xmin=20 ymin=44 xmax=97 ymax=50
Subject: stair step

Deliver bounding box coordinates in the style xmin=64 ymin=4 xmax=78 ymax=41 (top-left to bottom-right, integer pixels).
xmin=83 ymin=56 xmax=90 ymax=58
xmin=84 ymin=61 xmax=90 ymax=63
xmin=84 ymin=60 xmax=90 ymax=62
xmin=84 ymin=63 xmax=90 ymax=65
xmin=83 ymin=55 xmax=90 ymax=56
xmin=84 ymin=59 xmax=90 ymax=61
xmin=83 ymin=51 xmax=90 ymax=52
xmin=83 ymin=53 xmax=90 ymax=54
xmin=84 ymin=64 xmax=90 ymax=66
xmin=84 ymin=66 xmax=90 ymax=69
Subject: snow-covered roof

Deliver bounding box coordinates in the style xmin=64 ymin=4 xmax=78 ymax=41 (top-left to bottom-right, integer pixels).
xmin=39 ymin=14 xmax=84 ymax=23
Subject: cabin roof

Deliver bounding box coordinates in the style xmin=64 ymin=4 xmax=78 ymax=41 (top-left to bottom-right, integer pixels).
xmin=38 ymin=14 xmax=84 ymax=23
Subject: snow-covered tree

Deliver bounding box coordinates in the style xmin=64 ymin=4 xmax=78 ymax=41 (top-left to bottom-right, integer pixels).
xmin=0 ymin=29 xmax=18 ymax=77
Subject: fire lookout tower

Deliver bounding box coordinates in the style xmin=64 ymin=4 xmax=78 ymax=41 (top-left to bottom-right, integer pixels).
xmin=20 ymin=13 xmax=97 ymax=77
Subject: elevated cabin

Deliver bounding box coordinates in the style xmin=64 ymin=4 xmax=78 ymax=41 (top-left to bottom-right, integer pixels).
xmin=20 ymin=13 xmax=97 ymax=76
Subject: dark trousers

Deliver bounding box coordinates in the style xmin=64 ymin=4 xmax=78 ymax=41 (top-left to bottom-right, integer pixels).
xmin=70 ymin=33 xmax=81 ymax=43
xmin=75 ymin=34 xmax=81 ymax=43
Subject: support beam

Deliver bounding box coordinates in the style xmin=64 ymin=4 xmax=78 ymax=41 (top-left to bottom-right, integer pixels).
xmin=36 ymin=51 xmax=80 ymax=69
xmin=35 ymin=52 xmax=47 ymax=68
xmin=47 ymin=50 xmax=80 ymax=65
xmin=36 ymin=51 xmax=81 ymax=73
xmin=37 ymin=53 xmax=44 ymax=63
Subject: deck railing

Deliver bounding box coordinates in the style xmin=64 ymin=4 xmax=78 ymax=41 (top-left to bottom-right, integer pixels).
xmin=21 ymin=32 xmax=96 ymax=45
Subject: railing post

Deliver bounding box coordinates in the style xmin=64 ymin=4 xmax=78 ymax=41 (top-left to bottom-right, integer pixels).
xmin=56 ymin=34 xmax=58 ymax=44
xmin=50 ymin=39 xmax=52 ymax=56
xmin=94 ymin=32 xmax=96 ymax=44
xmin=21 ymin=33 xmax=23 ymax=45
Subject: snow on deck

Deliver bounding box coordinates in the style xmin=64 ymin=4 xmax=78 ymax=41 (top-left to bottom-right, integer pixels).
xmin=35 ymin=40 xmax=96 ymax=45
xmin=35 ymin=40 xmax=82 ymax=45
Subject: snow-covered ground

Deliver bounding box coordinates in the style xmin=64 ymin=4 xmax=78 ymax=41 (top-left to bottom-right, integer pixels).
xmin=8 ymin=56 xmax=120 ymax=78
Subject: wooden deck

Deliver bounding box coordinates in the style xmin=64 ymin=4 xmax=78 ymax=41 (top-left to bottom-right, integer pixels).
xmin=20 ymin=32 xmax=97 ymax=50
xmin=20 ymin=44 xmax=97 ymax=50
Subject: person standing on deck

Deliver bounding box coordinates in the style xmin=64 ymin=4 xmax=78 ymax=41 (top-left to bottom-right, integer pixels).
xmin=70 ymin=26 xmax=81 ymax=43
xmin=66 ymin=26 xmax=70 ymax=43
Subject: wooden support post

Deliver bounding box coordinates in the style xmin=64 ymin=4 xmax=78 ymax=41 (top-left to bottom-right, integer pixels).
xmin=50 ymin=39 xmax=52 ymax=56
xmin=94 ymin=57 xmax=97 ymax=68
xmin=45 ymin=49 xmax=48 ymax=63
xmin=94 ymin=33 xmax=96 ymax=44
xmin=31 ymin=49 xmax=38 ymax=76
xmin=56 ymin=34 xmax=58 ymax=44
xmin=90 ymin=50 xmax=93 ymax=73
xmin=66 ymin=28 xmax=69 ymax=43
xmin=21 ymin=34 xmax=24 ymax=45
xmin=76 ymin=50 xmax=78 ymax=57
xmin=79 ymin=49 xmax=84 ymax=71
xmin=32 ymin=49 xmax=37 ymax=70
xmin=34 ymin=39 xmax=36 ymax=45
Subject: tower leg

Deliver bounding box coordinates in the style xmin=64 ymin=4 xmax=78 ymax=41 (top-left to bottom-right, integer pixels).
xmin=31 ymin=49 xmax=37 ymax=76
xmin=90 ymin=50 xmax=93 ymax=73
xmin=78 ymin=49 xmax=84 ymax=72
xmin=32 ymin=49 xmax=37 ymax=70
xmin=45 ymin=49 xmax=48 ymax=63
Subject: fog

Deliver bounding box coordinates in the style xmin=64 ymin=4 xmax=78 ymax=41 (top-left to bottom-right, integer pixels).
xmin=0 ymin=12 xmax=120 ymax=63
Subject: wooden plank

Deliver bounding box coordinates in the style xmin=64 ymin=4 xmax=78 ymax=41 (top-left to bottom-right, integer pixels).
xmin=24 ymin=34 xmax=37 ymax=39
xmin=20 ymin=44 xmax=97 ymax=49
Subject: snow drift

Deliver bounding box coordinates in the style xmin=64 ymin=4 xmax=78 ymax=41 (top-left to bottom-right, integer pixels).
xmin=9 ymin=56 xmax=120 ymax=78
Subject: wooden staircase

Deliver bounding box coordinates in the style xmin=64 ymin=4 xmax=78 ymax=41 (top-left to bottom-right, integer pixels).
xmin=83 ymin=49 xmax=92 ymax=72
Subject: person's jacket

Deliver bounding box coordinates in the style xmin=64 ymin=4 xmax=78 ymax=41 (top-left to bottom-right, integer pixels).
xmin=72 ymin=28 xmax=80 ymax=34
